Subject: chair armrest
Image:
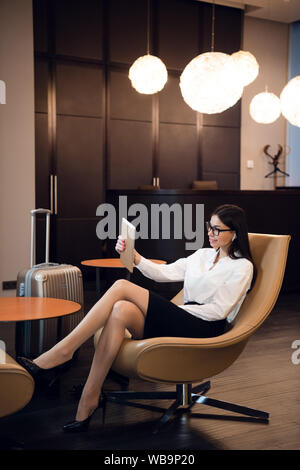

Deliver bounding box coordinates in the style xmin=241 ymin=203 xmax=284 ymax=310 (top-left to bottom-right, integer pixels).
xmin=0 ymin=354 xmax=35 ymax=418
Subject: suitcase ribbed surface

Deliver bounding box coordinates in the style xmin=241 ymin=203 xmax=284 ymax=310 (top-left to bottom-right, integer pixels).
xmin=37 ymin=266 xmax=84 ymax=351
xmin=16 ymin=210 xmax=86 ymax=356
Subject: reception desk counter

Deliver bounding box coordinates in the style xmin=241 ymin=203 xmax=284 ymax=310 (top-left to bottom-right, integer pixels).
xmin=105 ymin=189 xmax=300 ymax=293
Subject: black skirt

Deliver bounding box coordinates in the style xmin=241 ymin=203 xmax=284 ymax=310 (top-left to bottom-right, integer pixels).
xmin=142 ymin=290 xmax=227 ymax=339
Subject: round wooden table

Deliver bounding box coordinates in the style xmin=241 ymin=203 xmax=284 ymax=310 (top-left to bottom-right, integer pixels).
xmin=0 ymin=297 xmax=81 ymax=357
xmin=81 ymin=258 xmax=166 ymax=296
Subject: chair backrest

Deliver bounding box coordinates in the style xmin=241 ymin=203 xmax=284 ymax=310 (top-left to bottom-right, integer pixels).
xmin=234 ymin=233 xmax=290 ymax=334
xmin=192 ymin=180 xmax=218 ymax=190
xmin=171 ymin=233 xmax=290 ymax=341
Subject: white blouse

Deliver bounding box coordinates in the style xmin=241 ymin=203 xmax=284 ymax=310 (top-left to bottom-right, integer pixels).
xmin=135 ymin=248 xmax=253 ymax=323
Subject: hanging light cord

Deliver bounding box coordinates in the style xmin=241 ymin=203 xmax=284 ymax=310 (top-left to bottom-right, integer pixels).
xmin=147 ymin=0 xmax=150 ymax=55
xmin=211 ymin=2 xmax=215 ymax=52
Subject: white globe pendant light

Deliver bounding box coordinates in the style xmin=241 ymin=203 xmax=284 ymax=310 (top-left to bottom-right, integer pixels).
xmin=129 ymin=54 xmax=168 ymax=95
xmin=179 ymin=4 xmax=243 ymax=114
xmin=179 ymin=51 xmax=244 ymax=114
xmin=229 ymin=50 xmax=259 ymax=87
xmin=250 ymin=91 xmax=281 ymax=124
xmin=280 ymin=76 xmax=300 ymax=127
xmin=128 ymin=0 xmax=167 ymax=95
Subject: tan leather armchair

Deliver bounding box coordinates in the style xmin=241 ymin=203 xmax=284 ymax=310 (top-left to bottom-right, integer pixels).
xmin=95 ymin=233 xmax=290 ymax=430
xmin=0 ymin=352 xmax=34 ymax=418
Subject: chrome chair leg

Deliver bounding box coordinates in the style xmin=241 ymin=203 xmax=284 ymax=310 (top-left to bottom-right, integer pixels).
xmin=193 ymin=394 xmax=269 ymax=421
xmin=153 ymin=398 xmax=182 ymax=434
xmin=102 ymin=381 xmax=269 ymax=433
xmin=192 ymin=381 xmax=211 ymax=395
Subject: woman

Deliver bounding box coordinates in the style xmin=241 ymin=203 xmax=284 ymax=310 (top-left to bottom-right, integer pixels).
xmin=18 ymin=204 xmax=256 ymax=432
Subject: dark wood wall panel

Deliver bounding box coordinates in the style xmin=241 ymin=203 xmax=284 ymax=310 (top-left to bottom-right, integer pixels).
xmin=109 ymin=120 xmax=152 ymax=189
xmin=56 ymin=116 xmax=104 ymax=218
xmin=34 ymin=59 xmax=48 ymax=113
xmin=159 ymin=75 xmax=196 ymax=125
xmin=33 ymin=0 xmax=48 ymax=53
xmin=159 ymin=123 xmax=198 ymax=189
xmin=109 ymin=0 xmax=148 ymax=64
xmin=158 ymin=0 xmax=200 ymax=70
xmin=55 ymin=0 xmax=103 ymax=59
xmin=110 ymin=70 xmax=152 ymax=121
xmin=202 ymin=102 xmax=241 ymax=127
xmin=202 ymin=171 xmax=240 ymax=190
xmin=202 ymin=127 xmax=240 ymax=173
xmin=56 ymin=63 xmax=103 ymax=117
xmin=56 ymin=219 xmax=103 ymax=267
xmin=35 ymin=114 xmax=50 ymax=210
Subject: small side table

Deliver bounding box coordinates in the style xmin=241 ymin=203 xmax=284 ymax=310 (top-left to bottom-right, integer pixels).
xmin=0 ymin=297 xmax=81 ymax=357
xmin=81 ymin=258 xmax=166 ymax=296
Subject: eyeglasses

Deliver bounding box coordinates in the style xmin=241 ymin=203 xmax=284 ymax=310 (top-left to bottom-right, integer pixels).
xmin=205 ymin=221 xmax=233 ymax=237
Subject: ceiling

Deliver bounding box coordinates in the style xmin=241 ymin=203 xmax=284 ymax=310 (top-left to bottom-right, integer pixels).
xmin=200 ymin=0 xmax=300 ymax=23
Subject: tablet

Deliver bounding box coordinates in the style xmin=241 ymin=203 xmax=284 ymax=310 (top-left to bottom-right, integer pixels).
xmin=120 ymin=218 xmax=136 ymax=273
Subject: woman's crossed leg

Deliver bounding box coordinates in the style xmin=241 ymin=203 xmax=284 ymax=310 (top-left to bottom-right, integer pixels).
xmin=33 ymin=279 xmax=150 ymax=421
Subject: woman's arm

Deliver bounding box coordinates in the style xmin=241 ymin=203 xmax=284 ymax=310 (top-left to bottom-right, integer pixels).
xmin=133 ymin=249 xmax=141 ymax=266
xmin=115 ymin=235 xmax=186 ymax=282
xmin=136 ymin=255 xmax=187 ymax=282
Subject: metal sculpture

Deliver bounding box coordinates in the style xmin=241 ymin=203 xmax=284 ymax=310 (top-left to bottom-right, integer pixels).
xmin=264 ymin=144 xmax=289 ymax=189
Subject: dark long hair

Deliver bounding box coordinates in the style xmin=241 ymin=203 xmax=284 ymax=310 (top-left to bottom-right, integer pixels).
xmin=211 ymin=204 xmax=257 ymax=289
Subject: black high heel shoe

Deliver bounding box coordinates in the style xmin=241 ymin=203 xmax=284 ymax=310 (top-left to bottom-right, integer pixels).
xmin=17 ymin=357 xmax=59 ymax=377
xmin=63 ymin=394 xmax=107 ymax=433
xmin=17 ymin=356 xmax=72 ymax=386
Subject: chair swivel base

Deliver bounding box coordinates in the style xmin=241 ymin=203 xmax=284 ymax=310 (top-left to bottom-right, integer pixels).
xmin=104 ymin=381 xmax=269 ymax=433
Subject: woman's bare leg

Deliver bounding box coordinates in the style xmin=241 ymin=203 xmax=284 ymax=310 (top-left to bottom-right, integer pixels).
xmin=75 ymin=300 xmax=145 ymax=421
xmin=33 ymin=279 xmax=149 ymax=369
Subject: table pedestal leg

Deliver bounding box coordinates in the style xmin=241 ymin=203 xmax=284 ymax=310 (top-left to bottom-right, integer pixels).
xmin=96 ymin=268 xmax=101 ymax=298
xmin=57 ymin=317 xmax=62 ymax=343
xmin=38 ymin=320 xmax=45 ymax=355
xmin=15 ymin=321 xmax=31 ymax=358
xmin=95 ymin=267 xmax=131 ymax=299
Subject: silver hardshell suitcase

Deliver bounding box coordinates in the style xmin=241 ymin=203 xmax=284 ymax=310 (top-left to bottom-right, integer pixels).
xmin=16 ymin=209 xmax=84 ymax=357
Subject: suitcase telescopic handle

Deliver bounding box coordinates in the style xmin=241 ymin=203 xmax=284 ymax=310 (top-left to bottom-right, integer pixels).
xmin=30 ymin=209 xmax=51 ymax=268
